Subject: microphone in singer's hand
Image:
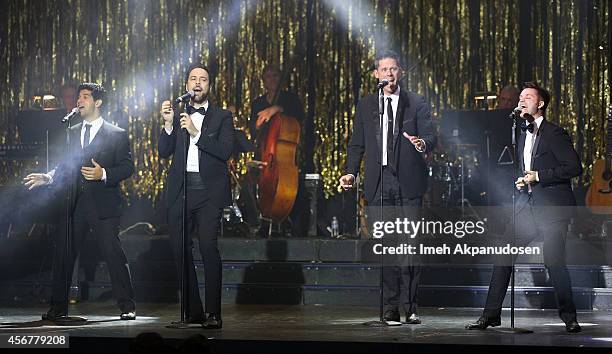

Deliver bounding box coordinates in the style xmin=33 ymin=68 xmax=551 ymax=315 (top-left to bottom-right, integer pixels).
xmin=61 ymin=107 xmax=80 ymax=123
xmin=174 ymin=90 xmax=195 ymax=104
xmin=377 ymin=79 xmax=390 ymax=90
xmin=512 ymin=107 xmax=522 ymax=117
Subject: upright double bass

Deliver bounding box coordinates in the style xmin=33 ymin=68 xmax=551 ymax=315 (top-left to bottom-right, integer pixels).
xmin=256 ymin=68 xmax=301 ymax=223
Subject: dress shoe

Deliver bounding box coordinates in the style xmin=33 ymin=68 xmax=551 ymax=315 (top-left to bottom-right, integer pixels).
xmin=170 ymin=315 xmax=205 ymax=325
xmin=405 ymin=313 xmax=421 ymax=324
xmin=465 ymin=316 xmax=501 ymax=330
xmin=383 ymin=310 xmax=400 ymax=322
xmin=120 ymin=311 xmax=136 ymax=320
xmin=41 ymin=307 xmax=67 ymax=321
xmin=565 ymin=320 xmax=581 ymax=333
xmin=201 ymin=313 xmax=222 ymax=329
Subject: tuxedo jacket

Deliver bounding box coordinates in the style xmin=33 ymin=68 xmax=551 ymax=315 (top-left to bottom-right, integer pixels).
xmin=158 ymin=104 xmax=234 ymax=208
xmin=517 ymin=119 xmax=582 ymax=218
xmin=54 ymin=120 xmax=134 ymax=219
xmin=345 ymin=89 xmax=436 ymax=202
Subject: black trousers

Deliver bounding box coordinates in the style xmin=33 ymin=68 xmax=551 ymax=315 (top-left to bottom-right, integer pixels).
xmin=52 ymin=192 xmax=135 ymax=313
xmin=168 ymin=187 xmax=223 ymax=317
xmin=483 ymin=195 xmax=577 ymax=323
xmin=372 ymin=166 xmax=423 ymax=315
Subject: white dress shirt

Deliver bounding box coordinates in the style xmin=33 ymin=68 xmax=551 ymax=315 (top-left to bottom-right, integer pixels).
xmin=81 ymin=117 xmax=104 ymax=148
xmin=523 ymin=115 xmax=544 ymax=172
xmin=81 ymin=117 xmax=107 ymax=181
xmin=165 ymin=100 xmax=209 ymax=172
xmin=46 ymin=117 xmax=109 ymax=184
xmin=382 ymin=87 xmax=400 ymax=166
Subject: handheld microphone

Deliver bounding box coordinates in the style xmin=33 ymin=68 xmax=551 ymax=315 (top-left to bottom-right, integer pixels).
xmin=376 ymin=79 xmax=390 ymax=90
xmin=508 ymin=107 xmax=523 ymax=120
xmin=174 ymin=90 xmax=195 ymax=104
xmin=509 ymin=107 xmax=536 ymax=123
xmin=61 ymin=107 xmax=80 ymax=123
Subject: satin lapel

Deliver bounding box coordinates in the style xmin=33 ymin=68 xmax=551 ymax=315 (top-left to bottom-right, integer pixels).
xmin=518 ymin=132 xmax=526 ymax=172
xmin=371 ymin=98 xmax=382 ymax=159
xmin=196 ymin=106 xmax=214 ymax=162
xmin=394 ymin=91 xmax=408 ymax=148
xmin=531 ymin=120 xmax=544 ymax=165
xmin=201 ymin=105 xmax=213 ymax=135
xmin=87 ymin=121 xmax=107 ymax=154
xmin=70 ymin=125 xmax=82 ymax=151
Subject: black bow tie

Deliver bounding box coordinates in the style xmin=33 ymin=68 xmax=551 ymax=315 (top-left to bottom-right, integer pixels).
xmin=186 ymin=105 xmax=206 ymax=116
xmin=520 ymin=122 xmax=535 ymax=133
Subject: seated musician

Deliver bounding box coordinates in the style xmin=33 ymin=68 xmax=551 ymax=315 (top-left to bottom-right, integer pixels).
xmin=249 ymin=64 xmax=309 ymax=237
xmin=249 ymin=65 xmax=305 ymax=137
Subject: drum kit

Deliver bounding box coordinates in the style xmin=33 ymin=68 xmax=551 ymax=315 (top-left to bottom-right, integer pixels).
xmin=219 ymin=129 xmax=256 ymax=237
xmin=221 ymin=125 xmax=298 ymax=238
xmin=426 ymin=143 xmax=487 ymax=214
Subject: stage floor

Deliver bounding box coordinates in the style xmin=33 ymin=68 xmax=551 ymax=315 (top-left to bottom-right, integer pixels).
xmin=1 ymin=303 xmax=612 ymax=352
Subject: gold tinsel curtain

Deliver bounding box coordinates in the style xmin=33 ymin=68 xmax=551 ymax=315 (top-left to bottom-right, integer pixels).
xmin=1 ymin=0 xmax=609 ymax=200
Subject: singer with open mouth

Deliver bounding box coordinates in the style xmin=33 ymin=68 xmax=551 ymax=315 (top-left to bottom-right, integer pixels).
xmin=339 ymin=50 xmax=436 ymax=325
xmin=466 ymin=82 xmax=583 ymax=333
xmin=158 ymin=63 xmax=234 ymax=329
xmin=23 ymin=83 xmax=137 ymax=322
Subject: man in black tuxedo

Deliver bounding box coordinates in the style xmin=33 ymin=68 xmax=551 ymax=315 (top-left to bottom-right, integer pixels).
xmin=158 ymin=64 xmax=234 ymax=329
xmin=340 ymin=50 xmax=436 ymax=324
xmin=24 ymin=83 xmax=136 ymax=321
xmin=466 ymin=82 xmax=582 ymax=333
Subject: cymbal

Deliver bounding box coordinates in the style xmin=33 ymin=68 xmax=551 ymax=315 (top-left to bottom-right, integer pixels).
xmin=452 ymin=143 xmax=480 ymax=148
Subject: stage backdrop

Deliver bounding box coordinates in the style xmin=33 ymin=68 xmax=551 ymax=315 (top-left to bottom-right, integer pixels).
xmin=1 ymin=0 xmax=610 ymax=201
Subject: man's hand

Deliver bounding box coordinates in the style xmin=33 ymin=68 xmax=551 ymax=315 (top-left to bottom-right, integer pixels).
xmin=339 ymin=174 xmax=355 ymax=190
xmin=402 ymin=132 xmax=425 ymax=152
xmin=81 ymin=159 xmax=103 ymax=181
xmin=523 ymin=170 xmax=538 ymax=184
xmin=179 ymin=113 xmax=199 ymax=138
xmin=23 ymin=173 xmax=51 ymax=190
xmin=227 ymin=105 xmax=237 ymax=116
xmin=256 ymin=105 xmax=282 ymax=129
xmin=515 ymin=176 xmax=526 ymax=190
xmin=160 ymin=100 xmax=174 ymax=130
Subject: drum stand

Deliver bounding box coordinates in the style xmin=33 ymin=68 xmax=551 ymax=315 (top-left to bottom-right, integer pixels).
xmin=456 ymin=154 xmax=483 ymax=222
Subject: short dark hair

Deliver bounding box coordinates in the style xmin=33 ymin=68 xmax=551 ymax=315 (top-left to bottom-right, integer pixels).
xmin=375 ymin=50 xmax=403 ymax=69
xmin=522 ymin=82 xmax=551 ymax=112
xmin=77 ymin=83 xmax=106 ymax=105
xmin=262 ymin=64 xmax=281 ymax=78
xmin=184 ymin=63 xmax=211 ymax=84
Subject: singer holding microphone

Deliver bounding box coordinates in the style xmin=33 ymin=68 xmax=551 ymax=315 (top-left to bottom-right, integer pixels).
xmin=339 ymin=50 xmax=436 ymax=324
xmin=158 ymin=64 xmax=234 ymax=329
xmin=466 ymin=82 xmax=582 ymax=333
xmin=23 ymin=83 xmax=136 ymax=321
